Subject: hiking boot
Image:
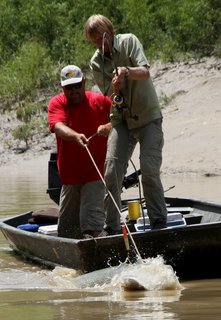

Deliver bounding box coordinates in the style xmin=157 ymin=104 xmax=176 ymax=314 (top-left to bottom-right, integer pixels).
xmin=82 ymin=230 xmax=103 ymax=239
xmin=97 ymin=227 xmax=121 ymax=237
xmin=82 ymin=233 xmax=94 ymax=239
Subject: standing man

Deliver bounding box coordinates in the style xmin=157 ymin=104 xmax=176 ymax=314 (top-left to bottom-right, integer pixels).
xmin=48 ymin=65 xmax=112 ymax=239
xmin=84 ymin=15 xmax=167 ymax=233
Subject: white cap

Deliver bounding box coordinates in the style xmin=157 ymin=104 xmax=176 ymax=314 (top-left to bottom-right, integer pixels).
xmin=60 ymin=65 xmax=83 ymax=86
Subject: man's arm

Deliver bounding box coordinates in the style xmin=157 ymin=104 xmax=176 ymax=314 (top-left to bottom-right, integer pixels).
xmin=54 ymin=122 xmax=88 ymax=146
xmin=112 ymin=65 xmax=150 ymax=93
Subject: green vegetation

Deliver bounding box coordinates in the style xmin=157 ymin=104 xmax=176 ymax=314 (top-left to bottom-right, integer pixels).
xmin=159 ymin=90 xmax=187 ymax=108
xmin=0 ymin=0 xmax=220 ymax=148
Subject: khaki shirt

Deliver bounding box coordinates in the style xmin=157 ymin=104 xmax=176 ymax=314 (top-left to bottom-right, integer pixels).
xmin=90 ymin=33 xmax=162 ymax=129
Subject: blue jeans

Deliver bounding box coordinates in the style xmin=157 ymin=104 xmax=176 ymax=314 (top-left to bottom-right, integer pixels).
xmin=104 ymin=119 xmax=167 ymax=230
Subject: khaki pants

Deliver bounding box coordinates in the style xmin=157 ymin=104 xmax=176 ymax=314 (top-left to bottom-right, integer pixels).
xmin=104 ymin=120 xmax=167 ymax=230
xmin=58 ymin=180 xmax=105 ymax=238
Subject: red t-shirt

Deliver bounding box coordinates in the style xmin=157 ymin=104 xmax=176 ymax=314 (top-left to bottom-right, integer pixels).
xmin=48 ymin=91 xmax=111 ymax=185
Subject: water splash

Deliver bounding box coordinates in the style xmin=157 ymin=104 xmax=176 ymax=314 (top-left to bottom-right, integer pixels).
xmin=49 ymin=255 xmax=183 ymax=292
xmin=112 ymin=256 xmax=183 ymax=291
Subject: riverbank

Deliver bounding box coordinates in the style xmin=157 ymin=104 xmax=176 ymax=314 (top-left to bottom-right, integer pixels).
xmin=1 ymin=56 xmax=221 ymax=176
xmin=153 ymin=56 xmax=221 ymax=176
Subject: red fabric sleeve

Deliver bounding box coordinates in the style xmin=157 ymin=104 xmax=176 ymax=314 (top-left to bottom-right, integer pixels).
xmin=48 ymin=94 xmax=67 ymax=132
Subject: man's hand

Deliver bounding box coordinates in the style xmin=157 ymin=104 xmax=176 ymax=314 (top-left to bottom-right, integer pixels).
xmin=112 ymin=67 xmax=126 ymax=93
xmin=75 ymin=133 xmax=89 ymax=147
xmin=97 ymin=123 xmax=112 ymax=137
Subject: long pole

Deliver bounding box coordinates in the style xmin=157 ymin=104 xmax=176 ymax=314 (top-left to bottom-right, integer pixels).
xmin=84 ymin=145 xmax=142 ymax=260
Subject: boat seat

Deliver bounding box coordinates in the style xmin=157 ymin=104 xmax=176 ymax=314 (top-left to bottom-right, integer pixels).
xmin=135 ymin=212 xmax=186 ymax=232
xmin=28 ymin=207 xmax=59 ymax=224
xmin=167 ymin=207 xmax=193 ymax=214
xmin=184 ymin=214 xmax=203 ymax=225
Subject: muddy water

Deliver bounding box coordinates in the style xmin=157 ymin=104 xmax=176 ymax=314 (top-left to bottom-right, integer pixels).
xmin=0 ymin=154 xmax=221 ymax=320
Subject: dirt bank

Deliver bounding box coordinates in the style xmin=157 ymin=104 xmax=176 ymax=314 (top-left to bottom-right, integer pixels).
xmin=1 ymin=56 xmax=221 ymax=176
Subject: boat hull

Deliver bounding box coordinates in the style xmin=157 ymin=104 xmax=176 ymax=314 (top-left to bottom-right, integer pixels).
xmin=1 ymin=196 xmax=221 ymax=280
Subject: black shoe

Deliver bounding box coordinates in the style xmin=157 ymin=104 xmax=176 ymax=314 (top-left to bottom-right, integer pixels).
xmin=151 ymin=220 xmax=167 ymax=230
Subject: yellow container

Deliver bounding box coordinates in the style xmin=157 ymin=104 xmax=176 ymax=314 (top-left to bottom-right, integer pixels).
xmin=128 ymin=200 xmax=141 ymax=221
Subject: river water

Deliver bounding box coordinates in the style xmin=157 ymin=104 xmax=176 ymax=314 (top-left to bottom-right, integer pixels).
xmin=0 ymin=153 xmax=221 ymax=319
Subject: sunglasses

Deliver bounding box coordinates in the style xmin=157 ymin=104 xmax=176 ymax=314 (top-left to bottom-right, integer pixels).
xmin=64 ymin=82 xmax=82 ymax=90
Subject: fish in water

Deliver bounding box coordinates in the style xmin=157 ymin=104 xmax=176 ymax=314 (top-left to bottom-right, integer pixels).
xmin=121 ymin=276 xmax=146 ymax=291
xmin=65 ymin=256 xmax=182 ymax=291
xmin=70 ymin=264 xmax=127 ymax=289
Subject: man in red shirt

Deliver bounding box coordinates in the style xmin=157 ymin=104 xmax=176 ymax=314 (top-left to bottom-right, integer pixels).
xmin=48 ymin=65 xmax=112 ymax=239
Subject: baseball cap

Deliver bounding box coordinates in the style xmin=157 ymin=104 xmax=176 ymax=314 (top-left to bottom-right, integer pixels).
xmin=60 ymin=65 xmax=83 ymax=86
